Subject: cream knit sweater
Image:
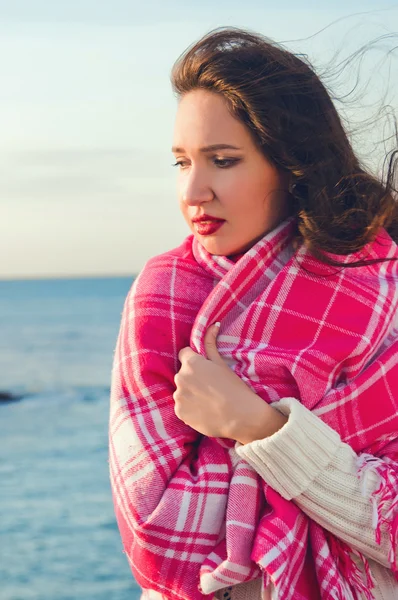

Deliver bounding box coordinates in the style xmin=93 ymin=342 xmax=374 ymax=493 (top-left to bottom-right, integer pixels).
xmin=213 ymin=397 xmax=398 ymax=600
xmin=141 ymin=398 xmax=397 ymax=600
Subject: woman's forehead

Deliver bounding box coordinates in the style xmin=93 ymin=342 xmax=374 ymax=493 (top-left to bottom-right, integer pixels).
xmin=173 ymin=90 xmax=250 ymax=150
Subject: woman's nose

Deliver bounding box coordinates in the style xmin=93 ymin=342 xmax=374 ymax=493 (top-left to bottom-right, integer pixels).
xmin=181 ymin=172 xmax=214 ymax=206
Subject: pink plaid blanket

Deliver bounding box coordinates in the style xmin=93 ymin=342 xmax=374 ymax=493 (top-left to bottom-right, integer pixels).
xmin=109 ymin=219 xmax=398 ymax=600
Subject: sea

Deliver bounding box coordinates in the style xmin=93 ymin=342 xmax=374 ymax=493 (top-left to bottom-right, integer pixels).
xmin=0 ymin=276 xmax=143 ymax=600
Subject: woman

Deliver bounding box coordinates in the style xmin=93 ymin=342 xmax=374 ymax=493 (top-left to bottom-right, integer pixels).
xmin=109 ymin=28 xmax=398 ymax=599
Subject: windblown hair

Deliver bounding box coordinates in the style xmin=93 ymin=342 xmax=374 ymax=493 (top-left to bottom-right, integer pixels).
xmin=171 ymin=27 xmax=398 ymax=266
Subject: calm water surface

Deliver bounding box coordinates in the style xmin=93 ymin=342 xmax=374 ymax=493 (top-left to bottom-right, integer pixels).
xmin=1 ymin=277 xmax=142 ymax=600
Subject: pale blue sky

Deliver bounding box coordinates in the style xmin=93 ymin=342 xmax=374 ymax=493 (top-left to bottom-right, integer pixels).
xmin=1 ymin=1 xmax=397 ymax=278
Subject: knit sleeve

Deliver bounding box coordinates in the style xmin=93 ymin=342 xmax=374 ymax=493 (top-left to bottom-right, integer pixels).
xmin=235 ymin=397 xmax=398 ymax=570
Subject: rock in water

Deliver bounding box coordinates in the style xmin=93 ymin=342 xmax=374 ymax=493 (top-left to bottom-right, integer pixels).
xmin=0 ymin=391 xmax=23 ymax=403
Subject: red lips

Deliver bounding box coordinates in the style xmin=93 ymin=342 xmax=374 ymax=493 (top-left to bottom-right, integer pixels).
xmin=191 ymin=214 xmax=226 ymax=236
xmin=191 ymin=213 xmax=225 ymax=223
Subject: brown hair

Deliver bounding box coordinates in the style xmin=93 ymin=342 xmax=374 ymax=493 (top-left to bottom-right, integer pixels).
xmin=171 ymin=27 xmax=398 ymax=266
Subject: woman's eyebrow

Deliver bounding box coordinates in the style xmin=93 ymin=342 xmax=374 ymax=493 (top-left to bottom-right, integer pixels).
xmin=171 ymin=144 xmax=242 ymax=153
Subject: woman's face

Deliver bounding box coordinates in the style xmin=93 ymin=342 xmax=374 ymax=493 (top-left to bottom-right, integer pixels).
xmin=172 ymin=89 xmax=290 ymax=257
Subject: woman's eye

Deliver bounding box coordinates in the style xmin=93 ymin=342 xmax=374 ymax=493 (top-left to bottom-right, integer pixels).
xmin=213 ymin=158 xmax=239 ymax=168
xmin=172 ymin=158 xmax=239 ymax=169
xmin=172 ymin=160 xmax=189 ymax=169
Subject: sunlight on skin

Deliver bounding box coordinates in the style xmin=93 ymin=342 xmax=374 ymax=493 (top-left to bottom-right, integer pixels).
xmin=172 ymin=89 xmax=291 ymax=258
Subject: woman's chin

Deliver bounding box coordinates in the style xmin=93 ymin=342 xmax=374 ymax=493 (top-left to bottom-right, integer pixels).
xmin=196 ymin=235 xmax=247 ymax=257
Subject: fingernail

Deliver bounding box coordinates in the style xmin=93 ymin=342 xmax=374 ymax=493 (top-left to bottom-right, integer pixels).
xmin=214 ymin=322 xmax=221 ymax=328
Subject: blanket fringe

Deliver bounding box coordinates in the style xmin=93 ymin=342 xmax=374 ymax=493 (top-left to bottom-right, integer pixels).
xmin=328 ymin=535 xmax=375 ymax=600
xmin=357 ymin=454 xmax=398 ymax=579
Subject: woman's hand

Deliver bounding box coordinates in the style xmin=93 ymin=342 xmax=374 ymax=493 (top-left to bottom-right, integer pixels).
xmin=173 ymin=323 xmax=287 ymax=444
